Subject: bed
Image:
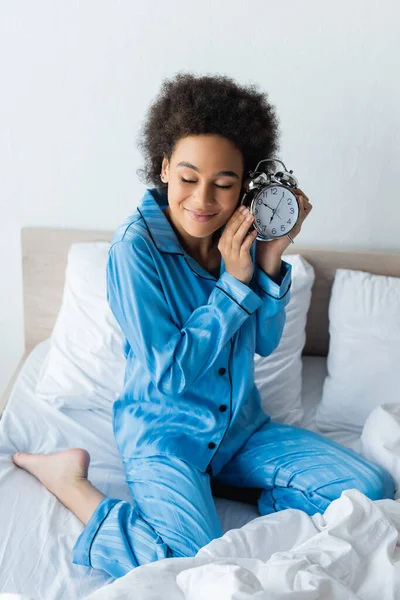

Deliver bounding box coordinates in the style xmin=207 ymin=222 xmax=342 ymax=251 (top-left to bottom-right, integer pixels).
xmin=1 ymin=227 xmax=400 ymax=600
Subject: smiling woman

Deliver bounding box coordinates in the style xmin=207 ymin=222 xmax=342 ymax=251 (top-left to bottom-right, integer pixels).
xmin=12 ymin=71 xmax=394 ymax=582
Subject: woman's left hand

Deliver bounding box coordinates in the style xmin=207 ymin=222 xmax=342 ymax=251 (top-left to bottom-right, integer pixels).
xmin=255 ymin=188 xmax=313 ymax=271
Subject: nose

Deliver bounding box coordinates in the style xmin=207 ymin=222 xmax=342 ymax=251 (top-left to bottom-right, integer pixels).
xmin=192 ymin=182 xmax=216 ymax=209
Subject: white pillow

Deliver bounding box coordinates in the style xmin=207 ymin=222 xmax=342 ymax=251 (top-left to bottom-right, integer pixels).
xmin=35 ymin=243 xmax=126 ymax=410
xmin=36 ymin=244 xmax=314 ymax=419
xmin=315 ymin=269 xmax=400 ymax=434
xmin=254 ymin=254 xmax=315 ymax=424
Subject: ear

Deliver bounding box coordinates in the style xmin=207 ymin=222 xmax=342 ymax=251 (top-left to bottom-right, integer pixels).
xmin=161 ymin=156 xmax=169 ymax=183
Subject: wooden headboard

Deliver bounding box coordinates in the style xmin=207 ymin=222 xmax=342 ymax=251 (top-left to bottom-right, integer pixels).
xmin=21 ymin=227 xmax=400 ymax=357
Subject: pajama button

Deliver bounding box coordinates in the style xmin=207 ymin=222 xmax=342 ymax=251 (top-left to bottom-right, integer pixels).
xmin=219 ymin=404 xmax=227 ymax=412
xmin=218 ymin=368 xmax=226 ymax=375
xmin=208 ymin=442 xmax=216 ymax=449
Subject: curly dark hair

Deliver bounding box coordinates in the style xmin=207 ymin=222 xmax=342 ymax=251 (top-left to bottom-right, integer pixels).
xmin=136 ymin=72 xmax=281 ymax=188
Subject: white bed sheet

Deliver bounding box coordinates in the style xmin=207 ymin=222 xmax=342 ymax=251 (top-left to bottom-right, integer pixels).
xmin=0 ymin=340 xmax=361 ymax=599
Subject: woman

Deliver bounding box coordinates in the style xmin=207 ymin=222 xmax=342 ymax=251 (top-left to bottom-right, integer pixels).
xmin=12 ymin=72 xmax=395 ymax=579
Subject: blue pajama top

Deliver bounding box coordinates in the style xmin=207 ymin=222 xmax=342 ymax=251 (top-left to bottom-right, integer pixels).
xmin=106 ymin=186 xmax=292 ymax=476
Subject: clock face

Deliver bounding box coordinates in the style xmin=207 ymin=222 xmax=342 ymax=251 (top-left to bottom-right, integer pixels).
xmin=252 ymin=185 xmax=299 ymax=238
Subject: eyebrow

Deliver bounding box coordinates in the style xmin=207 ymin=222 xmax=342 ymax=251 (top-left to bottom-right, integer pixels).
xmin=176 ymin=161 xmax=239 ymax=179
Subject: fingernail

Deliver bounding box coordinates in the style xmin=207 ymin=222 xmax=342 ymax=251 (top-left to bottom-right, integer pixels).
xmin=246 ymin=214 xmax=253 ymax=221
xmin=242 ymin=207 xmax=249 ymax=215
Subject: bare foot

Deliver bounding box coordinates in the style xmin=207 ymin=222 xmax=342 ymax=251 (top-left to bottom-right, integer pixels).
xmin=12 ymin=448 xmax=105 ymax=525
xmin=13 ymin=448 xmax=89 ymax=495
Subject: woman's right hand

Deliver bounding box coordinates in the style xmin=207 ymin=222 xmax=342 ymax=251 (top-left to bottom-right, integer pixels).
xmin=217 ymin=206 xmax=258 ymax=286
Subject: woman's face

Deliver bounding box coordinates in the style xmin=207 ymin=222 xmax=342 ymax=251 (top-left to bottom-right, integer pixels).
xmin=160 ymin=134 xmax=246 ymax=243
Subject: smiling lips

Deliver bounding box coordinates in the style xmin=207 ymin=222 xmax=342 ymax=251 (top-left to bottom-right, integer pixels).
xmin=185 ymin=209 xmax=217 ymax=223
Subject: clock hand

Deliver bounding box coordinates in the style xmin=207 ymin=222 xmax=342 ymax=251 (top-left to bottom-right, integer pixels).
xmin=269 ymin=192 xmax=287 ymax=223
xmin=262 ymin=201 xmax=282 ymax=221
xmin=262 ymin=201 xmax=275 ymax=212
xmin=274 ymin=193 xmax=285 ymax=214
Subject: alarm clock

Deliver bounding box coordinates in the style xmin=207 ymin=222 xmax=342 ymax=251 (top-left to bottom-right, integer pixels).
xmin=240 ymin=158 xmax=300 ymax=243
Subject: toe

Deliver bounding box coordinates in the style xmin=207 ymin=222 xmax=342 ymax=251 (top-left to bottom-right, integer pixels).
xmin=13 ymin=452 xmax=27 ymax=464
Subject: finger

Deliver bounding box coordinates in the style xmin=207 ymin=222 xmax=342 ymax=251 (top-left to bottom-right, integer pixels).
xmin=297 ymin=193 xmax=311 ymax=212
xmin=234 ymin=205 xmax=250 ymax=220
xmin=298 ymin=195 xmax=312 ymax=216
xmin=231 ymin=214 xmax=255 ymax=251
xmin=224 ymin=210 xmax=253 ymax=245
xmin=295 ymin=200 xmax=312 ymax=231
xmin=293 ymin=187 xmax=309 ymax=202
xmin=224 ymin=207 xmax=249 ymax=236
xmin=241 ymin=228 xmax=258 ymax=252
xmin=298 ymin=195 xmax=307 ymax=209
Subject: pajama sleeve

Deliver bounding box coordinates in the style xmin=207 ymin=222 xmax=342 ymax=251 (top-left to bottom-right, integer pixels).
xmin=250 ymin=260 xmax=292 ymax=358
xmin=106 ymin=239 xmax=264 ymax=396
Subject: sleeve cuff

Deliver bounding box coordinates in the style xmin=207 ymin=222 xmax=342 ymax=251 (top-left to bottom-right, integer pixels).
xmin=254 ymin=260 xmax=292 ymax=299
xmin=216 ymin=270 xmax=263 ymax=315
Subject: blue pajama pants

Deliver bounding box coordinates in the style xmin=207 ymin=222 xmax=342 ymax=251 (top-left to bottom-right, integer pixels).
xmin=72 ymin=420 xmax=395 ymax=579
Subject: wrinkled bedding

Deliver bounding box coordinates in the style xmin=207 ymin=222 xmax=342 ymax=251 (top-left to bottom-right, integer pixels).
xmin=3 ymin=341 xmax=395 ymax=599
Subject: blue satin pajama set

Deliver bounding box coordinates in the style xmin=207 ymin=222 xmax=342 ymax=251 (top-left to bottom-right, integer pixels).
xmin=72 ymin=187 xmax=395 ymax=579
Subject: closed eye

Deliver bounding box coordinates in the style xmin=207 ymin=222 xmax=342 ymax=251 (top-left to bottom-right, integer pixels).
xmin=181 ymin=177 xmax=232 ymax=190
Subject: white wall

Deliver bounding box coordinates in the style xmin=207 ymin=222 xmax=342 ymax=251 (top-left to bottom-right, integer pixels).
xmin=1 ymin=0 xmax=399 ymax=396
xmin=0 ymin=220 xmax=24 ymax=398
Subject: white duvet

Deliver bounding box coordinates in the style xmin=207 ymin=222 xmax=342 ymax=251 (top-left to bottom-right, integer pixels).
xmin=84 ymin=491 xmax=400 ymax=600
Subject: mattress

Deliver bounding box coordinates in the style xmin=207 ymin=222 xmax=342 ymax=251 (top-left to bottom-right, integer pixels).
xmin=0 ymin=340 xmax=361 ymax=599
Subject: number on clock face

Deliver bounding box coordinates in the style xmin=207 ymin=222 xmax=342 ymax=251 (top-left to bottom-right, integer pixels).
xmin=253 ymin=186 xmax=299 ymax=238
